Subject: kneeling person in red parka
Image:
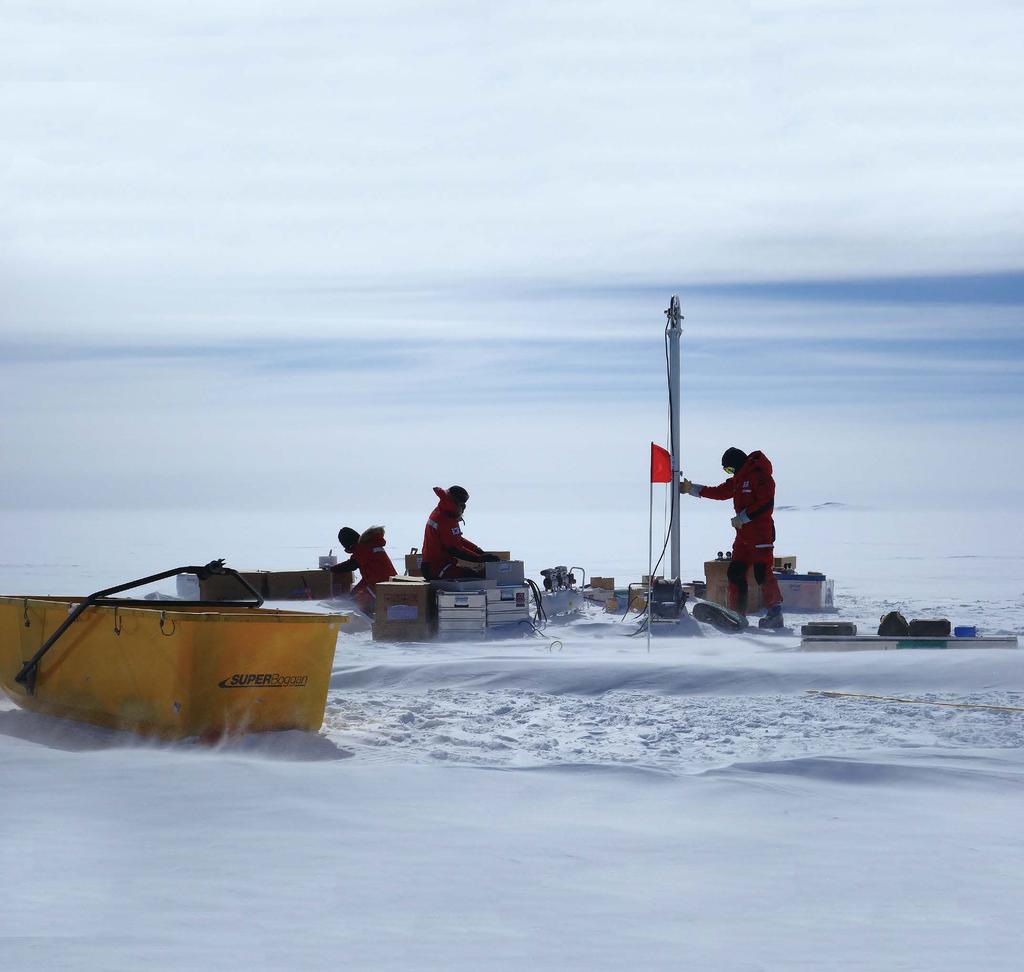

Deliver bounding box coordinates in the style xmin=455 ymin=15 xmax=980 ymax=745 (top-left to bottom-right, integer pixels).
xmin=681 ymin=447 xmax=785 ymax=628
xmin=331 ymin=525 xmax=396 ymax=616
xmin=421 ymin=485 xmax=499 ymax=581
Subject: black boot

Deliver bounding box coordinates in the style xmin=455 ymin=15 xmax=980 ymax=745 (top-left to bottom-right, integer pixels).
xmin=758 ymin=605 xmax=785 ymax=630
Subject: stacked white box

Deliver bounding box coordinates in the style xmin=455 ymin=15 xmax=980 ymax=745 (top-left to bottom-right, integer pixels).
xmin=430 ymin=577 xmax=497 ymax=592
xmin=485 ymin=585 xmax=531 ymax=627
xmin=436 ymin=591 xmax=487 ymax=633
xmin=437 ymin=592 xmax=487 ymax=611
xmin=484 ymin=560 xmax=525 ymax=587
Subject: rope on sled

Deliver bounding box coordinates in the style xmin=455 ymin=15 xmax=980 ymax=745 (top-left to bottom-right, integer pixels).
xmin=806 ymin=689 xmax=1024 ymax=714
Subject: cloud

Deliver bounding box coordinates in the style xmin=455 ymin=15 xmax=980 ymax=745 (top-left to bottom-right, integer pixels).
xmin=2 ymin=3 xmax=1022 ymax=515
xmin=1 ymin=283 xmax=1020 ymax=514
xmin=3 ymin=1 xmax=1023 ymax=289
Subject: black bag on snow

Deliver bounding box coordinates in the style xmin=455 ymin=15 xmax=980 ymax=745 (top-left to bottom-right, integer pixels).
xmin=878 ymin=611 xmax=910 ymax=636
xmin=908 ymin=618 xmax=952 ymax=637
xmin=691 ymin=599 xmax=749 ymax=633
xmin=801 ymin=621 xmax=857 ymax=636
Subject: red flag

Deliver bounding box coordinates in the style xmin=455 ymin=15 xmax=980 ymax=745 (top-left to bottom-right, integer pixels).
xmin=650 ymin=443 xmax=672 ymax=483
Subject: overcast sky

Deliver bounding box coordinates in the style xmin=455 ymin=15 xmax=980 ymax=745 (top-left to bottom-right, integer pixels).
xmin=2 ymin=1 xmax=1022 ymax=522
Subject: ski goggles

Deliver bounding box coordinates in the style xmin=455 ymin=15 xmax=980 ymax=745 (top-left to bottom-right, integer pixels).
xmin=723 ymin=465 xmax=736 ymax=475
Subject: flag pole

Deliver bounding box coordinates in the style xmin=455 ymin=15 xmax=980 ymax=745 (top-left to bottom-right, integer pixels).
xmin=647 ymin=479 xmax=653 ymax=653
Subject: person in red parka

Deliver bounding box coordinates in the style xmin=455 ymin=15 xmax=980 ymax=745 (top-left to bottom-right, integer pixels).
xmin=681 ymin=447 xmax=785 ymax=628
xmin=330 ymin=525 xmax=396 ymax=616
xmin=421 ymin=485 xmax=499 ymax=581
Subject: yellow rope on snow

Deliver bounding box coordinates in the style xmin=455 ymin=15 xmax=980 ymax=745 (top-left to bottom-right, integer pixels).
xmin=806 ymin=690 xmax=1024 ymax=714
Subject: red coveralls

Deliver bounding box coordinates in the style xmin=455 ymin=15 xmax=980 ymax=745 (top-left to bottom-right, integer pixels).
xmin=421 ymin=487 xmax=486 ymax=580
xmin=347 ymin=526 xmax=397 ymax=615
xmin=697 ymin=451 xmax=783 ymax=613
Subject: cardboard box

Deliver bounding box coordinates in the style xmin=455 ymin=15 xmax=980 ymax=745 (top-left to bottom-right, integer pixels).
xmin=704 ymin=562 xmax=830 ymax=612
xmin=590 ymin=577 xmax=615 ymax=591
xmin=372 ymin=619 xmax=436 ymax=642
xmin=774 ymin=555 xmax=797 ymax=572
xmin=372 ymin=578 xmax=436 ymax=642
xmin=704 ymin=559 xmax=762 ymax=612
xmin=329 ymin=571 xmax=354 ymax=596
xmin=265 ymin=570 xmax=343 ymax=601
xmin=190 ymin=569 xmax=352 ymax=601
xmin=404 ymin=550 xmax=424 ymax=577
xmin=195 ymin=571 xmax=266 ymax=601
xmin=376 ymin=578 xmax=434 ymax=621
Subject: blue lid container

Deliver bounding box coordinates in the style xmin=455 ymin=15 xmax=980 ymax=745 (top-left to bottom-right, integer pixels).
xmin=954 ymin=626 xmax=977 ymax=638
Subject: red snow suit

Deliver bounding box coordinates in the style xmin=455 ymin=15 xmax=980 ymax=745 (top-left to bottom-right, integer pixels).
xmin=348 ymin=526 xmax=397 ymax=612
xmin=697 ymin=451 xmax=782 ymax=610
xmin=421 ymin=487 xmax=486 ymax=580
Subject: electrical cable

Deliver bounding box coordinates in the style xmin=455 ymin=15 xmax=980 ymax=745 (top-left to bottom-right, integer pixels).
xmin=526 ymin=578 xmax=548 ymax=625
xmin=516 ymin=618 xmax=562 ymax=651
xmin=630 ymin=612 xmax=651 ymax=636
xmin=656 ymin=306 xmax=681 ymax=584
xmin=617 ymin=592 xmax=636 ymax=622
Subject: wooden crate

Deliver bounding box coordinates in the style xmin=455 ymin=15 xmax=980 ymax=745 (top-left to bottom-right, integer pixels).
xmin=703 ymin=559 xmax=763 ymax=612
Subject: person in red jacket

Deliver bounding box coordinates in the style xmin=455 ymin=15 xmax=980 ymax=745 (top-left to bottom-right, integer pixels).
xmin=330 ymin=525 xmax=396 ymax=616
xmin=421 ymin=485 xmax=499 ymax=580
xmin=681 ymin=447 xmax=785 ymax=628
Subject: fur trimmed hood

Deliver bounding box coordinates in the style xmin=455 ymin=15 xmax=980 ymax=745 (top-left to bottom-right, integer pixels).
xmin=359 ymin=525 xmax=386 ymax=545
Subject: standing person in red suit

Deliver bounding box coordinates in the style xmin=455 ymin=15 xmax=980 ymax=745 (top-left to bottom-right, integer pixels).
xmin=681 ymin=447 xmax=785 ymax=629
xmin=330 ymin=525 xmax=396 ymax=616
xmin=420 ymin=485 xmax=499 ymax=581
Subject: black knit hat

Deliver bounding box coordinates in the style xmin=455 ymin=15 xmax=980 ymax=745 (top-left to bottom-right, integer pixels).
xmin=448 ymin=485 xmax=469 ymax=504
xmin=721 ymin=447 xmax=747 ymax=471
xmin=337 ymin=527 xmax=360 ymax=548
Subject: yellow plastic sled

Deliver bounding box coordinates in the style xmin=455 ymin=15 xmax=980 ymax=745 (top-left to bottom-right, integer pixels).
xmin=0 ymin=562 xmax=342 ymax=740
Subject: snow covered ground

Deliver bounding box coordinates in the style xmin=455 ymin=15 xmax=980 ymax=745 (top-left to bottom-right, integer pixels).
xmin=1 ymin=506 xmax=1022 ymax=970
